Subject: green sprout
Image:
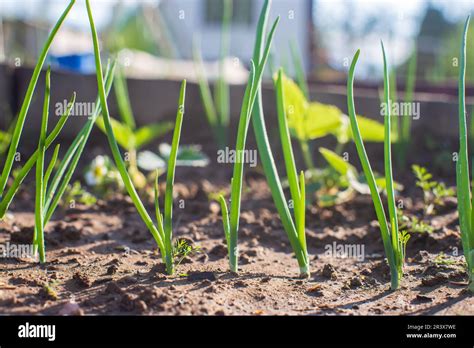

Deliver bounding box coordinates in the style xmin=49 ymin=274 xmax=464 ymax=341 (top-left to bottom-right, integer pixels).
xmin=456 ymin=16 xmax=474 ymax=292
xmin=433 ymin=252 xmax=458 ymax=266
xmin=412 ymin=164 xmax=455 ymax=215
xmin=249 ymin=0 xmax=309 ymax=277
xmin=33 ymin=67 xmax=85 ymax=263
xmin=398 ymin=211 xmax=434 ymax=234
xmin=219 ymin=16 xmax=279 ymax=273
xmin=318 ymin=147 xmax=403 ymax=207
xmin=87 ymin=0 xmax=186 ymax=274
xmin=347 ymin=43 xmax=405 ymax=290
xmin=62 ymin=181 xmax=97 ymax=208
xmin=274 ymin=68 xmax=308 ymax=273
xmin=173 ymin=239 xmax=201 ymax=267
xmin=154 ymin=82 xmax=187 ymax=275
xmin=34 ymin=68 xmax=53 ymax=263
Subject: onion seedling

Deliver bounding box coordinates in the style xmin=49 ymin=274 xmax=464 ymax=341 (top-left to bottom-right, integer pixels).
xmin=0 ymin=0 xmax=75 ymax=208
xmin=43 ymin=62 xmax=115 ymax=225
xmin=347 ymin=44 xmax=405 ymax=290
xmin=456 ymin=16 xmax=474 ymax=292
xmin=33 ymin=67 xmax=84 ymax=263
xmin=249 ymin=0 xmax=309 ymax=276
xmin=34 ymin=68 xmax=51 ymax=263
xmin=86 ymin=0 xmax=186 ymax=274
xmin=412 ymin=165 xmax=454 ymax=215
xmin=0 ymin=62 xmax=116 ymax=219
xmin=274 ymin=68 xmax=308 ymax=270
xmin=219 ymin=16 xmax=279 ymax=273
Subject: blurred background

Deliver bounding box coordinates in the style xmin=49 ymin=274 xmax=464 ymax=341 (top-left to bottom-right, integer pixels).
xmin=1 ymin=0 xmax=474 ymax=84
xmin=2 ymin=0 xmax=474 ymax=147
xmin=0 ymin=0 xmax=472 ymax=188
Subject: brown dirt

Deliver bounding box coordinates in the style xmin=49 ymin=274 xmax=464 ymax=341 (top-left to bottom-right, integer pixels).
xmin=0 ymin=157 xmax=473 ymax=316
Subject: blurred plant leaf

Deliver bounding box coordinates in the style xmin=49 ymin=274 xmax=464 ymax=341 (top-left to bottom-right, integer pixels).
xmin=137 ymin=150 xmax=166 ymax=171
xmin=0 ymin=130 xmax=11 ymax=155
xmin=279 ymin=72 xmax=307 ymax=122
xmin=134 ymin=122 xmax=173 ymax=149
xmin=114 ymin=67 xmax=136 ymax=130
xmin=319 ymin=146 xmax=402 ymax=195
xmin=374 ymin=177 xmax=403 ymax=191
xmin=337 ymin=114 xmax=397 ymax=143
xmin=280 ymin=73 xmax=343 ymax=141
xmin=96 ymin=116 xmax=135 ymax=150
xmin=319 ymin=147 xmax=356 ymax=176
xmin=302 ymin=103 xmax=342 ymax=140
xmin=318 ymin=188 xmax=356 ymax=207
xmin=159 ymin=143 xmax=210 ymax=167
xmin=138 ymin=144 xmax=209 ymax=171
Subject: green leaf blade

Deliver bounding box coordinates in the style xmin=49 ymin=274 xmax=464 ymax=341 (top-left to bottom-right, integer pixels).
xmin=457 ymin=16 xmax=474 ymax=271
xmin=35 ymin=67 xmax=52 ymax=263
xmin=381 ymin=41 xmax=401 ymax=270
xmin=347 ymin=49 xmax=398 ymax=288
xmin=86 ymin=0 xmax=166 ymax=261
xmin=134 ymin=122 xmax=174 ymax=149
xmin=0 ymin=0 xmax=75 ymax=196
xmin=275 ymin=68 xmax=301 ymax=218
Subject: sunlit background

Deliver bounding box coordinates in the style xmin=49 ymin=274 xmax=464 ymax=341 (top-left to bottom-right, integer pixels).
xmin=1 ymin=0 xmax=474 ymax=83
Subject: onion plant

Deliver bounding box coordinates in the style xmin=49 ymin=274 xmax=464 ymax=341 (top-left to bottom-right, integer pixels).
xmin=34 ymin=68 xmax=52 ymax=263
xmin=456 ymin=16 xmax=474 ymax=292
xmin=347 ymin=43 xmax=405 ymax=290
xmin=219 ymin=16 xmax=279 ymax=273
xmin=0 ymin=0 xmax=75 ymax=215
xmin=86 ymin=0 xmax=186 ymax=274
xmin=249 ymin=0 xmax=309 ymax=276
xmin=193 ymin=0 xmax=232 ymax=149
xmin=32 ymin=67 xmax=87 ymax=263
xmin=274 ymin=68 xmax=308 ymax=271
xmin=0 ymin=62 xmax=115 ymax=220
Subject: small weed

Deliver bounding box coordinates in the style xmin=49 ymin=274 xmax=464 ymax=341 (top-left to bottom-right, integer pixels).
xmin=173 ymin=239 xmax=201 ymax=267
xmin=412 ymin=165 xmax=455 ymax=215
